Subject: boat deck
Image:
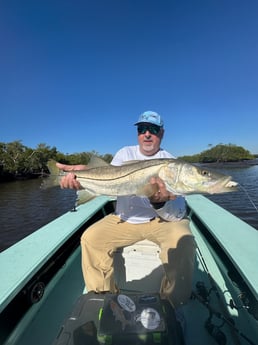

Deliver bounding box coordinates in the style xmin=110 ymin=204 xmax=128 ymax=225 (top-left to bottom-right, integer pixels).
xmin=0 ymin=196 xmax=257 ymax=345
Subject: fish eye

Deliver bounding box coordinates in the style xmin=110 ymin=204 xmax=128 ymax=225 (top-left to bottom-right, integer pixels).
xmin=201 ymin=170 xmax=211 ymax=177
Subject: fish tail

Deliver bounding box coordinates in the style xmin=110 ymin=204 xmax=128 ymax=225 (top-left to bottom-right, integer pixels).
xmin=47 ymin=159 xmax=61 ymax=176
xmin=41 ymin=160 xmax=64 ymax=189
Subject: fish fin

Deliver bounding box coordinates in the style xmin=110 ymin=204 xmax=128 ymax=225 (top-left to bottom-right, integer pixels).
xmin=76 ymin=190 xmax=96 ymax=205
xmin=137 ymin=183 xmax=159 ymax=197
xmin=87 ymin=156 xmax=110 ymax=168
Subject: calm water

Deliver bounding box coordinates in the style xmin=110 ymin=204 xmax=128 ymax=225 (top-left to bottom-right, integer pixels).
xmin=0 ymin=178 xmax=77 ymax=252
xmin=206 ymin=165 xmax=258 ymax=229
xmin=0 ymin=166 xmax=258 ymax=252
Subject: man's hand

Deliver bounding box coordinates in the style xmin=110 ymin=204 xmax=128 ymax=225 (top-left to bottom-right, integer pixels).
xmin=149 ymin=177 xmax=177 ymax=203
xmin=56 ymin=162 xmax=87 ymax=190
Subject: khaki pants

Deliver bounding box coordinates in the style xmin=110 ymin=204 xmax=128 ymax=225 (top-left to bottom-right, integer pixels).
xmin=81 ymin=214 xmax=196 ymax=308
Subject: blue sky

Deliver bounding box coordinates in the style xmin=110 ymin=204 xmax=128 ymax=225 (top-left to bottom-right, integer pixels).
xmin=1 ymin=0 xmax=258 ymax=157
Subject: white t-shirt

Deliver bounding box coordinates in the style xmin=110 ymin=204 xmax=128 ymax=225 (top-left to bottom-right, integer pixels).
xmin=111 ymin=145 xmax=186 ymax=223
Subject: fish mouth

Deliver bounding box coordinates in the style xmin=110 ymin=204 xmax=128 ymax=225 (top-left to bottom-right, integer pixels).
xmin=209 ymin=176 xmax=238 ymax=194
xmin=224 ymin=179 xmax=238 ymax=188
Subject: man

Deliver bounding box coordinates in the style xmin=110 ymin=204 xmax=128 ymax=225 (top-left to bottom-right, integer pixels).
xmin=57 ymin=111 xmax=196 ymax=308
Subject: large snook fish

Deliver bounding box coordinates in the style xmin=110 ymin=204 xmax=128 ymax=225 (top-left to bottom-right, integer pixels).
xmin=45 ymin=157 xmax=238 ymax=204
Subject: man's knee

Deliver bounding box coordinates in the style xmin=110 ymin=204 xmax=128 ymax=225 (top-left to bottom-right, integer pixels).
xmin=81 ymin=224 xmax=98 ymax=244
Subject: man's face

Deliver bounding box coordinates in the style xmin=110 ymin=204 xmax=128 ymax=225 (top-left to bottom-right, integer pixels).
xmin=137 ymin=123 xmax=164 ymax=156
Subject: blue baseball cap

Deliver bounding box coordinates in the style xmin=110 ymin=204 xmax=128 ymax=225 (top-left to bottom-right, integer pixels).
xmin=134 ymin=110 xmax=164 ymax=127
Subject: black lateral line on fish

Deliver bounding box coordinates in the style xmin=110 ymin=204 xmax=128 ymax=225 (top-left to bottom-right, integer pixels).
xmin=76 ymin=165 xmax=163 ymax=181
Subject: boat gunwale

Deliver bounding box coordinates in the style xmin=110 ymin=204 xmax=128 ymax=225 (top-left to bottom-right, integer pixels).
xmin=186 ymin=194 xmax=258 ymax=300
xmin=0 ymin=196 xmax=110 ymax=313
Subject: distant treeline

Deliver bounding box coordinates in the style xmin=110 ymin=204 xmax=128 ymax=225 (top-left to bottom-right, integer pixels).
xmin=0 ymin=140 xmax=257 ymax=182
xmin=180 ymin=143 xmax=256 ymax=163
xmin=0 ymin=141 xmax=113 ymax=182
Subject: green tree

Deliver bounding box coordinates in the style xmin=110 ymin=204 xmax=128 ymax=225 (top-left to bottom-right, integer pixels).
xmin=198 ymin=144 xmax=254 ymax=163
xmin=0 ymin=140 xmax=27 ymax=174
xmin=0 ymin=141 xmax=60 ymax=178
xmin=179 ymin=144 xmax=255 ymax=163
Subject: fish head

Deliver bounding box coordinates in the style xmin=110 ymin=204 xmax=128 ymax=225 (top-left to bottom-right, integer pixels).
xmin=162 ymin=161 xmax=238 ymax=195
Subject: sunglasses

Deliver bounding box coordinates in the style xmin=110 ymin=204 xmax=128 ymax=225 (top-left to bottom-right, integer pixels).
xmin=137 ymin=124 xmax=161 ymax=135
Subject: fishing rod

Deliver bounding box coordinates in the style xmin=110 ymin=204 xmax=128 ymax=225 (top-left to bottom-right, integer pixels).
xmin=193 ymin=245 xmax=256 ymax=345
